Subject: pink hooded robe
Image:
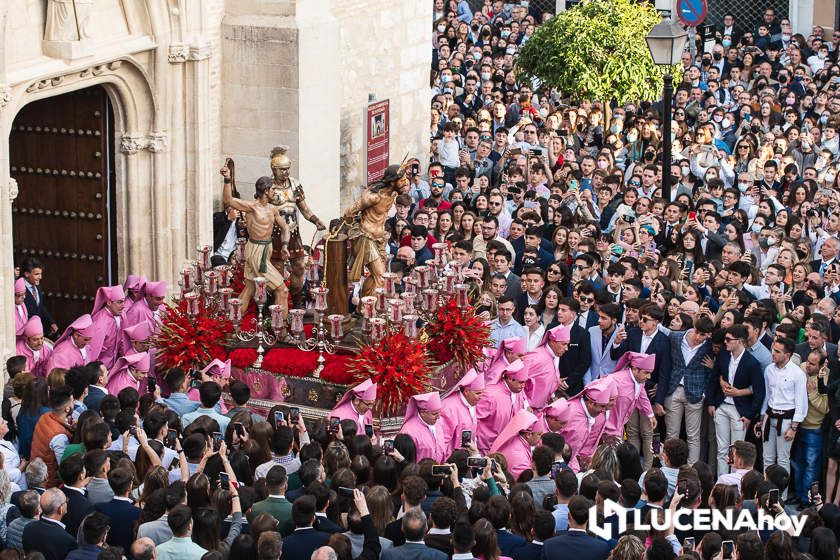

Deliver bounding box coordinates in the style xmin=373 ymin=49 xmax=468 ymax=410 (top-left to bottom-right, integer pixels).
xmin=124 ymin=281 xmax=166 ymax=329
xmin=399 ymin=392 xmax=448 ymax=462
xmin=14 ymin=278 xmax=28 ymax=338
xmin=603 ymin=352 xmax=656 ymax=439
xmin=536 ymin=397 xmax=572 ymax=434
xmin=490 ymin=409 xmax=539 ymax=479
xmin=523 ymin=325 xmax=571 ymax=410
xmin=122 ymin=274 xmax=146 ymax=314
xmin=88 ymin=285 xmax=127 ymax=369
xmin=188 ymin=359 xmax=230 ymax=414
xmin=439 ymin=369 xmax=485 ymax=457
xmin=559 ymin=376 xmax=615 ymax=472
xmin=475 ymin=359 xmax=529 ymax=454
xmin=106 ymin=352 xmax=150 ymax=395
xmin=481 ymin=338 xmax=527 ymax=385
xmin=118 ymin=321 xmax=152 ymax=359
xmin=15 ymin=317 xmax=53 ymax=377
xmin=330 ymin=379 xmax=377 ymax=434
xmin=45 ymin=314 xmax=95 ymax=373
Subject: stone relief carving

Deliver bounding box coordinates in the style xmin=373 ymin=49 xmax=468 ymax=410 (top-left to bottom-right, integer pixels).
xmin=8 ymin=179 xmax=19 ymax=202
xmin=0 ymin=86 xmax=11 ymax=110
xmin=120 ymin=132 xmax=169 ymax=154
xmin=25 ymin=61 xmax=123 ymax=94
xmin=45 ymin=0 xmax=95 ymax=42
xmin=168 ymin=42 xmax=213 ymax=63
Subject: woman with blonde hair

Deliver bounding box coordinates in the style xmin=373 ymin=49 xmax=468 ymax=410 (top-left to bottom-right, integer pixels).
xmin=609 ymin=535 xmax=646 ymax=560
xmin=364 ymin=485 xmax=395 ymax=540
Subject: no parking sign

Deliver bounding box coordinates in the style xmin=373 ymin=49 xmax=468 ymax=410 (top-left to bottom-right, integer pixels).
xmin=677 ymin=0 xmax=708 ymax=27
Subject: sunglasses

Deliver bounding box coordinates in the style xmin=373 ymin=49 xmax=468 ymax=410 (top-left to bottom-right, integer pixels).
xmin=548 ymin=268 xmax=561 ymax=274
xmin=580 ymin=296 xmax=595 ymax=303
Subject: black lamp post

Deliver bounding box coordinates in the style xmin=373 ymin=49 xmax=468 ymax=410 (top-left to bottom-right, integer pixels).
xmin=646 ymin=12 xmax=687 ymax=202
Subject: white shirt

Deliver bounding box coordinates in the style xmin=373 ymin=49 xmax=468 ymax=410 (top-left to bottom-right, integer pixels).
xmin=16 ymin=305 xmax=26 ymax=320
xmin=725 ymin=348 xmax=744 ymax=405
xmin=761 ymin=359 xmax=808 ymax=422
xmin=214 ymin=221 xmax=239 ymax=260
xmin=460 ymin=392 xmax=476 ymax=423
xmin=678 ymin=330 xmax=705 ymax=385
xmin=640 ymin=330 xmax=655 ymax=353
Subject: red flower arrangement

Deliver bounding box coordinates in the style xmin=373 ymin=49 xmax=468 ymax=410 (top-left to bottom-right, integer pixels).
xmin=155 ymin=298 xmax=233 ymax=372
xmin=347 ymin=331 xmax=434 ymax=416
xmin=229 ymin=348 xmax=258 ymax=368
xmin=424 ymin=295 xmax=491 ymax=372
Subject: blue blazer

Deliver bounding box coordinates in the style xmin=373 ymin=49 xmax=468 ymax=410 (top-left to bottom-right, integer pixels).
xmin=705 ymin=350 xmax=766 ymax=419
xmin=497 ymin=529 xmax=527 ymax=557
xmin=511 ymin=541 xmax=543 ymax=560
xmin=279 ymin=527 xmax=331 ymax=560
xmin=22 ymin=518 xmax=78 ymax=560
xmin=83 ymin=386 xmax=108 ymax=413
xmin=610 ymin=327 xmax=672 ymax=392
xmin=381 ymin=542 xmax=447 ymax=560
xmin=656 ymin=331 xmax=712 ymax=405
xmin=95 ymin=499 xmax=141 ymax=551
xmin=542 ymin=530 xmax=610 ymax=560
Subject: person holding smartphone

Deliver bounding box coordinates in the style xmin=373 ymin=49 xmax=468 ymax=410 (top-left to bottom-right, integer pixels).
xmin=328 ymin=379 xmax=378 ymax=436
xmin=438 ymin=369 xmax=484 ymax=457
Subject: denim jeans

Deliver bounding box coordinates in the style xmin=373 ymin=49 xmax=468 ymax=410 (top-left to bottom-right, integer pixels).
xmin=793 ymin=427 xmax=822 ymax=502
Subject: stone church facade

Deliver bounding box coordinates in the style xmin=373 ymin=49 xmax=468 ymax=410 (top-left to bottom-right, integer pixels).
xmin=0 ymin=0 xmax=430 ymax=360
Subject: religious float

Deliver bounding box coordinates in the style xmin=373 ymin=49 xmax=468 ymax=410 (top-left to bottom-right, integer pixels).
xmin=154 ymin=160 xmax=490 ymax=430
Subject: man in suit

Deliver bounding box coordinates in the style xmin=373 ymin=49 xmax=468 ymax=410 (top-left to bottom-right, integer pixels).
xmin=22 ymin=488 xmax=78 ymax=560
xmin=574 ymin=281 xmax=600 ymax=329
xmin=451 ymin=519 xmax=478 ymax=560
xmin=655 ymin=316 xmax=715 ymax=465
xmin=59 ymin=453 xmax=94 ymax=537
xmin=424 ymin=496 xmax=457 ymax=556
xmin=307 ymin=481 xmax=343 ymax=534
xmin=20 ymin=257 xmax=58 ymax=336
xmin=66 ymin=512 xmax=110 ymax=560
xmin=610 ymin=303 xmax=672 ymax=469
xmin=385 ymin=475 xmax=428 ymax=546
xmin=212 ymin=205 xmax=243 ymax=267
xmin=248 ymin=465 xmax=293 ymax=526
xmin=586 ymin=303 xmax=621 ymax=385
xmin=796 ymin=318 xmax=838 ymax=368
xmin=556 ymin=297 xmax=592 ymax=395
xmin=381 ymin=508 xmax=446 ymax=560
xmin=94 ymin=467 xmax=141 ymax=551
xmin=512 ymin=511 xmax=554 ymax=560
xmin=691 ymin=211 xmax=728 ymax=262
xmin=542 ymin=495 xmax=610 ymax=560
xmin=279 ymin=495 xmax=330 ymax=560
xmin=706 ymin=325 xmax=766 ymax=477
xmin=493 ymin=250 xmax=522 ymax=300
xmin=83 ymin=362 xmax=109 ymax=412
xmin=486 ymin=495 xmax=526 ymax=556
xmin=811 ymin=237 xmax=838 ymax=276
xmin=84 ymin=449 xmax=114 ymax=506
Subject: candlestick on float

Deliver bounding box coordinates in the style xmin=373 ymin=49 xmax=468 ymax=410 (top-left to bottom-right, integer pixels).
xmin=233 ymin=277 xmax=277 ymax=368
xmin=295 ymin=286 xmax=344 ymax=377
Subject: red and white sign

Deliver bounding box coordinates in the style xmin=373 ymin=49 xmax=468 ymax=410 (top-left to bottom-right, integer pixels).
xmin=365 ymin=99 xmax=390 ymax=185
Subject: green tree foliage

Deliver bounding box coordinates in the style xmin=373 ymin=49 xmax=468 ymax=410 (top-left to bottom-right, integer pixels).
xmin=516 ymin=0 xmax=677 ymax=104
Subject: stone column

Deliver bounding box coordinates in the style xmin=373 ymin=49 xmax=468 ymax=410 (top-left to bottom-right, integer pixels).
xmin=0 ymin=88 xmax=16 ymax=368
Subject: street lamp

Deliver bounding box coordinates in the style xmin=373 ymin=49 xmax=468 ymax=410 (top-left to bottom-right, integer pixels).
xmin=646 ymin=12 xmax=687 ymax=203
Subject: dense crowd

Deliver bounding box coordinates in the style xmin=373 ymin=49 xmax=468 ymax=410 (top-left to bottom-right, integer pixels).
xmin=5 ymin=2 xmax=840 ymax=560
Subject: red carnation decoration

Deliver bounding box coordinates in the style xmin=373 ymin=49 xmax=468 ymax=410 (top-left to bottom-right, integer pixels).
xmin=424 ymin=295 xmax=491 ymax=372
xmin=347 ymin=331 xmax=434 ymax=416
xmin=155 ymin=296 xmax=235 ymax=372
xmin=230 ymin=348 xmax=258 ymax=368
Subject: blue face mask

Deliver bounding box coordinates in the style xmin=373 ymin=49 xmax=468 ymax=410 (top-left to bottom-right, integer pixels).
xmin=751 ymin=223 xmax=762 ymax=234
xmin=440 ymin=74 xmax=451 ymax=84
xmin=722 ymin=39 xmax=732 ymax=48
xmin=501 ymin=30 xmax=511 ymax=38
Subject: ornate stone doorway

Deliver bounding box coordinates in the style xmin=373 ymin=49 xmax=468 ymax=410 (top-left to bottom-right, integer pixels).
xmin=9 ymin=85 xmax=117 ymax=328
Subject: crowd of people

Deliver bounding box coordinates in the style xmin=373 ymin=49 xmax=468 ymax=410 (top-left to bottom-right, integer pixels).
xmin=4 ymin=1 xmax=840 ymax=560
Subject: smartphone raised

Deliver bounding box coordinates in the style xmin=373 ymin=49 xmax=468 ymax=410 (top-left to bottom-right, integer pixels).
xmin=432 ymin=464 xmax=452 ymax=477
xmin=329 ymin=416 xmax=340 ymax=433
xmin=722 ymin=540 xmax=734 ymax=560
xmin=233 ymin=422 xmax=245 ymax=438
xmin=147 ymin=377 xmax=156 ymax=393
xmin=727 ymin=445 xmax=734 ymax=464
xmin=768 ymin=488 xmax=779 ymax=508
xmin=212 ymin=431 xmax=223 ymax=452
xmin=166 ymin=429 xmax=178 ymax=449
xmin=677 ymin=479 xmax=687 ymax=497
xmin=220 ymin=472 xmax=230 ymax=491
xmin=688 ymin=211 xmax=697 ymax=221
xmin=338 ymin=486 xmax=355 ymax=497
xmin=467 ymin=457 xmax=488 ymax=468
xmin=652 ymin=433 xmax=661 ymax=454
xmin=683 ymin=537 xmax=695 ymax=552
xmin=810 ymin=482 xmax=820 ymax=501
xmin=290 ymin=407 xmax=301 ymax=424
xmin=364 ymin=424 xmax=374 ymax=438
xmin=383 ymin=439 xmax=394 ymax=452
xmin=461 ymin=430 xmax=472 ymax=447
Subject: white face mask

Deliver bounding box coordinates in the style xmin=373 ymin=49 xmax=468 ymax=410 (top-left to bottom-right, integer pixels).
xmin=437 ymin=24 xmax=446 ymax=33
xmin=767 ymin=237 xmax=778 ymax=246
xmin=826 ymin=172 xmax=837 ymax=184
xmin=722 ymin=118 xmax=732 ymax=129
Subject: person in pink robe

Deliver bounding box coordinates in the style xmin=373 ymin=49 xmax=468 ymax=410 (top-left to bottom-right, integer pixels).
xmin=330 ymin=379 xmax=377 ymax=434
xmin=119 ymin=320 xmax=153 ymax=358
xmin=558 ymin=376 xmax=615 ymax=472
xmin=45 ymin=314 xmax=95 ymax=373
xmin=399 ymin=391 xmax=448 ymax=462
xmin=106 ymin=352 xmax=150 ymax=395
xmin=87 ymin=285 xmax=127 ymax=369
xmin=481 ymin=337 xmax=526 ymax=385
xmin=13 ymin=278 xmax=28 ymax=338
xmin=122 ymin=274 xmax=147 ymax=314
xmin=124 ymin=280 xmax=166 ymax=329
xmin=439 ymin=368 xmax=485 ymax=458
xmin=603 ymin=352 xmax=657 ymax=444
xmin=475 ymin=359 xmax=529 ymax=454
xmin=536 ymin=397 xmax=572 ymax=434
xmin=490 ymin=409 xmax=542 ymax=479
xmin=187 ymin=359 xmax=231 ymax=413
xmin=524 ymin=324 xmax=571 ymax=410
xmin=15 ymin=317 xmax=53 ymax=377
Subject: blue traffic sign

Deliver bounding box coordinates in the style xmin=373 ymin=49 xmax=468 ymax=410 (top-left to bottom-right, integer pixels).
xmin=677 ymin=0 xmax=708 ymax=27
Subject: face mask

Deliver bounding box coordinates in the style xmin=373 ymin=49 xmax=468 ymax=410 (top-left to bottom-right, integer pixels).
xmin=821 ymin=115 xmax=829 ymax=125
xmin=681 ymin=166 xmax=690 ymax=177
xmin=767 ymin=236 xmax=778 ymax=246
xmin=782 ymin=33 xmax=791 ymax=41
xmin=610 ymin=124 xmax=622 ymax=134
xmin=626 ymin=132 xmax=638 ymax=143
xmin=752 ymin=223 xmax=763 ymax=234
xmin=440 ymin=74 xmax=451 ymax=84
xmin=671 ymin=174 xmax=681 ymax=184
xmin=722 ymin=39 xmax=732 ymax=48
xmin=473 ymin=52 xmax=482 ymax=61
xmin=738 ymin=182 xmax=751 ymax=192
xmin=521 ymin=0 xmax=529 ymax=6
xmin=597 ymin=160 xmax=609 ymax=169
xmin=817 ymin=156 xmax=827 ymax=168
xmin=506 ymin=46 xmax=516 ymax=55
xmin=722 ymin=118 xmax=732 ymax=129
xmin=481 ymin=72 xmax=491 ymax=81
xmin=713 ymin=52 xmax=723 ymax=61
xmin=443 ymin=88 xmax=453 ymax=95
xmin=713 ymin=114 xmax=723 ymax=123
xmin=826 ymin=172 xmax=837 ymax=183
xmin=501 ymin=30 xmax=510 ymax=38
xmin=437 ymin=25 xmax=446 ymax=33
